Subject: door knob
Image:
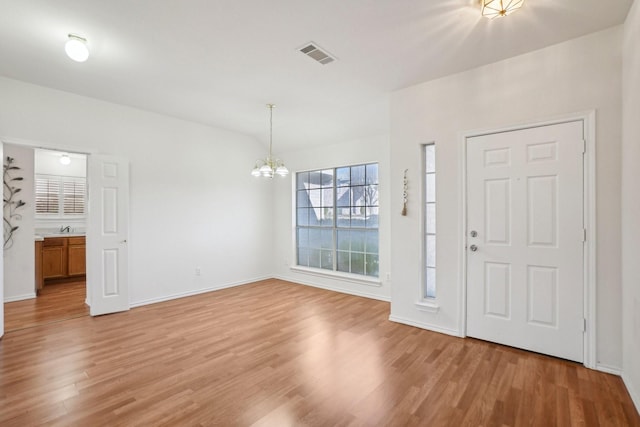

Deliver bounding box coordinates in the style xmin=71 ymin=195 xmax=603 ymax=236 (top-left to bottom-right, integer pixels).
xmin=470 ymin=230 xmax=478 ymax=237
xmin=469 ymin=244 xmax=478 ymax=252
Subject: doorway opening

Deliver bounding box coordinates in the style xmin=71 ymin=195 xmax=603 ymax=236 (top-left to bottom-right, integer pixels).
xmin=3 ymin=147 xmax=89 ymax=332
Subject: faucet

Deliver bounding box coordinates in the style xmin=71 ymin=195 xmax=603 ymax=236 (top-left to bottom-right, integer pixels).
xmin=60 ymin=226 xmax=71 ymax=233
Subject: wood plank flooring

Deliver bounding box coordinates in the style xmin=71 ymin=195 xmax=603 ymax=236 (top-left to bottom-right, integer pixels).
xmin=0 ymin=279 xmax=638 ymax=426
xmin=4 ymin=280 xmax=89 ymax=332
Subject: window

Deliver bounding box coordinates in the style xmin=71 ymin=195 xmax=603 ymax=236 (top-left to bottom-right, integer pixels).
xmin=35 ymin=175 xmax=86 ymax=217
xmin=296 ymin=163 xmax=379 ymax=277
xmin=424 ymin=144 xmax=436 ymax=298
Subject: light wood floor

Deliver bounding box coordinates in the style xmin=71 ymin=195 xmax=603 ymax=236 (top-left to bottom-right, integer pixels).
xmin=4 ymin=280 xmax=89 ymax=332
xmin=0 ymin=279 xmax=638 ymax=426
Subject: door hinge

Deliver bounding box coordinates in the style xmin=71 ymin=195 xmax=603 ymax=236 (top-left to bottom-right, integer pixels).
xmin=582 ymin=140 xmax=586 ymax=154
xmin=583 ymin=228 xmax=587 ymax=242
xmin=583 ymin=318 xmax=587 ymax=332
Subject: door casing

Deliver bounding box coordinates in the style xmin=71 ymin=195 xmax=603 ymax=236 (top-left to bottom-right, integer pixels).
xmin=459 ymin=111 xmax=597 ymax=369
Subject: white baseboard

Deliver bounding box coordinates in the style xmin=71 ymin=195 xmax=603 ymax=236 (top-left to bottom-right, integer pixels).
xmin=4 ymin=292 xmax=36 ymax=303
xmin=129 ymin=275 xmax=272 ymax=308
xmin=622 ymin=373 xmax=640 ymax=414
xmin=388 ymin=314 xmax=461 ymax=337
xmin=596 ymin=364 xmax=622 ymax=376
xmin=274 ymin=275 xmax=391 ymax=302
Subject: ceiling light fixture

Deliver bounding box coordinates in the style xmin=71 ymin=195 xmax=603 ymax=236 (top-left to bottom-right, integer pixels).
xmin=65 ymin=34 xmax=89 ymax=62
xmin=251 ymin=104 xmax=289 ymax=179
xmin=481 ymin=0 xmax=524 ymax=19
xmin=59 ymin=154 xmax=71 ymax=165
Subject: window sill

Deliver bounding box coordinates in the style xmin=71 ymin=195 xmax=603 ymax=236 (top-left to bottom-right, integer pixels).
xmin=415 ymin=300 xmax=440 ymax=313
xmin=290 ymin=266 xmax=382 ymax=287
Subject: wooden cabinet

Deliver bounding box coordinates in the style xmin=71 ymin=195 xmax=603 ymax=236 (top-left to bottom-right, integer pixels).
xmin=35 ymin=240 xmax=44 ymax=293
xmin=41 ymin=236 xmax=86 ymax=282
xmin=67 ymin=237 xmax=86 ymax=276
xmin=43 ymin=238 xmax=68 ymax=279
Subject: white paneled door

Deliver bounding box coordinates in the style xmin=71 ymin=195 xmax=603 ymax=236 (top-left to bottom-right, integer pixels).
xmin=87 ymin=155 xmax=130 ymax=316
xmin=466 ymin=121 xmax=585 ymax=362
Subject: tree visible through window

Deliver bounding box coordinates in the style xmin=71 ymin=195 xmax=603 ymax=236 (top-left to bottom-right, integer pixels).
xmin=296 ymin=163 xmax=379 ymax=277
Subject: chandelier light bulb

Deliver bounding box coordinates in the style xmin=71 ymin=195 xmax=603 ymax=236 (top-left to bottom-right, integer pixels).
xmin=65 ymin=34 xmax=90 ymax=62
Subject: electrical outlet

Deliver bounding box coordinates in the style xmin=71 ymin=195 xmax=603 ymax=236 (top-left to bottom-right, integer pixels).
xmin=195 ymin=267 xmax=201 ymax=276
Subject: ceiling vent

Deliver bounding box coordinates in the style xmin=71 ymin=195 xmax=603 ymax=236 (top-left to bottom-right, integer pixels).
xmin=299 ymin=43 xmax=336 ymax=65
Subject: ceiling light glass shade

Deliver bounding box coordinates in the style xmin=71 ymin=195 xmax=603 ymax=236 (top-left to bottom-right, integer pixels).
xmin=59 ymin=154 xmax=71 ymax=165
xmin=65 ymin=34 xmax=89 ymax=62
xmin=252 ymin=104 xmax=289 ymax=179
xmin=482 ymin=0 xmax=524 ymax=19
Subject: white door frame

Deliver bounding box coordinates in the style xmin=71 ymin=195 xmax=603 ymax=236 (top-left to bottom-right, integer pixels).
xmin=0 ymin=137 xmax=131 ymax=322
xmin=458 ymin=111 xmax=597 ymax=369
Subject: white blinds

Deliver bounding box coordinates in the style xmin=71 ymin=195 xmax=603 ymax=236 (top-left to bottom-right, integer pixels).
xmin=35 ymin=175 xmax=86 ymax=216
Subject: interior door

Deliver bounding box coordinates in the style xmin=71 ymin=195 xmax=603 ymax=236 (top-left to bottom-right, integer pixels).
xmin=87 ymin=155 xmax=130 ymax=316
xmin=466 ymin=121 xmax=585 ymax=362
xmin=0 ymin=143 xmax=4 ymax=338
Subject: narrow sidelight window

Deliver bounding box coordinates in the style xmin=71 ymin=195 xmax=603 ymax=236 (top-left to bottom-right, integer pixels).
xmin=424 ymin=144 xmax=436 ymax=298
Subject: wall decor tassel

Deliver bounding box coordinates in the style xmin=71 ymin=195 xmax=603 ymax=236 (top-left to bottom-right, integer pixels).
xmin=401 ymin=169 xmax=408 ymax=216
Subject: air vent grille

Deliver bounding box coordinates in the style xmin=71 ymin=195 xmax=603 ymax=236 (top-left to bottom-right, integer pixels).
xmin=299 ymin=43 xmax=335 ymax=65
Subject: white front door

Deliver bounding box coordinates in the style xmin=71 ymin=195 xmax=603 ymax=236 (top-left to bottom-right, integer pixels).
xmin=87 ymin=155 xmax=130 ymax=316
xmin=466 ymin=121 xmax=585 ymax=362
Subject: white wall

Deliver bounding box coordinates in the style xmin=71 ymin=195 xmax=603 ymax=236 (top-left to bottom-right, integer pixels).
xmin=273 ymin=134 xmax=391 ymax=301
xmin=2 ymin=144 xmax=35 ymax=301
xmin=390 ymin=27 xmax=623 ymax=368
xmin=622 ymin=0 xmax=640 ymax=410
xmin=0 ymin=76 xmax=274 ymax=306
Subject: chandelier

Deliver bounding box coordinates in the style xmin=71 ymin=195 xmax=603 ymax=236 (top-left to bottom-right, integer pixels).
xmin=481 ymin=0 xmax=525 ymax=19
xmin=251 ymin=104 xmax=289 ymax=178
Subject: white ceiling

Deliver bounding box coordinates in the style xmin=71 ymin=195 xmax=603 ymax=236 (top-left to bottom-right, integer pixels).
xmin=0 ymin=0 xmax=633 ymax=152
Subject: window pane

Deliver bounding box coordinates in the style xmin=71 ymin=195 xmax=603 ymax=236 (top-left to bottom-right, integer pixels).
xmin=365 ymin=254 xmax=379 ymax=277
xmin=298 ymin=248 xmax=309 ymax=267
xmin=366 ymin=163 xmax=378 ymax=185
xmin=351 ymin=165 xmax=365 ymax=185
xmin=426 ymin=267 xmax=436 ymax=298
xmin=365 ymin=207 xmax=379 ymax=229
xmin=297 ymin=208 xmax=309 ymax=226
xmin=337 ymin=208 xmax=350 ymax=228
xmin=350 ymin=230 xmax=365 ymax=252
xmin=336 ymin=188 xmax=350 ymax=207
xmin=297 ymin=172 xmax=309 ymax=190
xmin=350 ymin=252 xmax=365 ymax=275
xmin=309 ymin=170 xmax=322 ymax=187
xmin=425 ymin=145 xmax=435 ymax=173
xmin=321 ymin=229 xmax=333 ymax=249
xmin=336 ymin=167 xmax=350 ymax=187
xmin=319 ymin=208 xmax=333 ymax=226
xmin=426 ymin=173 xmax=435 ymax=203
xmin=365 ymin=184 xmax=378 ymax=206
xmin=351 ymin=186 xmax=366 ymax=207
xmin=365 ymin=230 xmax=379 ymax=254
xmin=426 ymin=235 xmax=436 ymax=268
xmin=309 ymin=208 xmax=322 ymax=226
xmin=321 ymin=169 xmax=334 ymax=188
xmin=309 ymin=228 xmax=322 ymax=249
xmin=309 ymin=249 xmax=321 ymax=269
xmin=337 ymin=251 xmax=350 ymax=272
xmin=297 ymin=190 xmax=310 ymax=208
xmin=321 ymin=250 xmax=333 ymax=270
xmin=426 ymin=203 xmax=436 ymax=234
xmin=308 ymin=189 xmax=321 ymax=209
xmin=297 ymin=228 xmax=309 ymax=248
xmin=322 ymin=188 xmax=334 ymax=207
xmin=337 ymin=230 xmax=350 ymax=251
